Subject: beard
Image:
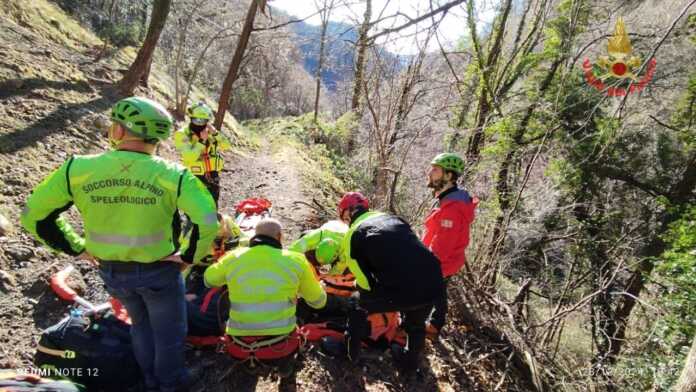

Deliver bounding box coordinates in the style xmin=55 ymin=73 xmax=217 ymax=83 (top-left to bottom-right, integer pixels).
xmin=427 ymin=177 xmax=446 ymax=190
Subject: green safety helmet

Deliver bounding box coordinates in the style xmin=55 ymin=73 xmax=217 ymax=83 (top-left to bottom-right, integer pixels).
xmin=111 ymin=96 xmax=173 ymax=140
xmin=431 ymin=152 xmax=465 ymax=174
xmin=187 ymin=101 xmax=214 ymax=124
xmin=316 ymin=238 xmax=339 ymax=265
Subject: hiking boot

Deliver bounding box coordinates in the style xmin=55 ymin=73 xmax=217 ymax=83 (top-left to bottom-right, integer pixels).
xmin=390 ymin=343 xmax=420 ymax=376
xmin=320 ymin=336 xmax=347 ymax=358
xmin=425 ymin=323 xmax=440 ymax=341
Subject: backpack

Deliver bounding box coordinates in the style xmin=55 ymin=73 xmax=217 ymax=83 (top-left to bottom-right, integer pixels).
xmin=0 ymin=370 xmax=84 ymax=392
xmin=33 ymin=311 xmax=141 ymax=391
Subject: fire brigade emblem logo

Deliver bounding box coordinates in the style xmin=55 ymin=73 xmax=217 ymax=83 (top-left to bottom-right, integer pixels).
xmin=583 ymin=17 xmax=656 ymax=96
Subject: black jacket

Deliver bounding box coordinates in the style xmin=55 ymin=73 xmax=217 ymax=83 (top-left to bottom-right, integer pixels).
xmin=350 ymin=212 xmax=444 ymax=305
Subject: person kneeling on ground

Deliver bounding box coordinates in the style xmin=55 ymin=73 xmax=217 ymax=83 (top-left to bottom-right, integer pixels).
xmin=289 ymin=220 xmax=348 ymax=274
xmin=203 ymin=218 xmax=327 ymax=370
xmin=321 ymin=192 xmax=444 ymax=375
xmin=289 ymin=220 xmax=359 ymax=299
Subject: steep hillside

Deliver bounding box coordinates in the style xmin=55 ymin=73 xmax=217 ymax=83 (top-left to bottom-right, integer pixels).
xmin=0 ymin=2 xmax=537 ymax=391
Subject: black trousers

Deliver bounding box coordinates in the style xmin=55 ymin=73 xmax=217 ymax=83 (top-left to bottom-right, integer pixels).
xmin=195 ymin=172 xmax=220 ymax=206
xmin=430 ymin=277 xmax=450 ymax=330
xmin=347 ymin=292 xmax=432 ymax=370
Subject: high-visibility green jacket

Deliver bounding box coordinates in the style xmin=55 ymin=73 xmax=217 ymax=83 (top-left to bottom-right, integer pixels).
xmin=341 ymin=211 xmax=386 ymax=290
xmin=173 ymin=126 xmax=231 ymax=176
xmin=288 ymin=220 xmax=348 ymax=275
xmin=21 ymin=150 xmax=218 ymax=264
xmin=204 ymin=235 xmax=327 ymax=336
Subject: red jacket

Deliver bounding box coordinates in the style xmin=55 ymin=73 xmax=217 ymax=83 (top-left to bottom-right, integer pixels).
xmin=422 ymin=187 xmax=477 ymax=277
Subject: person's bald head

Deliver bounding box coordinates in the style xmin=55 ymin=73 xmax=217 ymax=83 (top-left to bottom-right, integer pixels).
xmin=255 ymin=218 xmax=283 ymax=242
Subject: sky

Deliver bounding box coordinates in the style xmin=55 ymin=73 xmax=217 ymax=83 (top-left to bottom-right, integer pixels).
xmin=270 ymin=0 xmax=498 ymax=55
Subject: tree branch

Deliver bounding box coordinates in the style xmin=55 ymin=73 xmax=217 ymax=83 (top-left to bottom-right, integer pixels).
xmin=367 ymin=0 xmax=466 ymax=41
xmin=594 ymin=165 xmax=666 ymax=197
xmin=649 ymin=114 xmax=682 ymax=133
xmin=252 ymin=10 xmax=321 ymax=31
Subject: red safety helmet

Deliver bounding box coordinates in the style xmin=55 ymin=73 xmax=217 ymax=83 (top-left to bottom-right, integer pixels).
xmin=338 ymin=192 xmax=369 ymax=217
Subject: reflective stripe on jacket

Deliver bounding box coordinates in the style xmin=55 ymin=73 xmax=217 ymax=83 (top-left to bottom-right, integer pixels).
xmin=204 ymin=235 xmax=326 ymax=336
xmin=341 ymin=211 xmax=385 ymax=290
xmin=21 ymin=150 xmax=218 ymax=263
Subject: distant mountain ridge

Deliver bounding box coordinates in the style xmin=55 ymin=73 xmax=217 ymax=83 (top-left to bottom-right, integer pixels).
xmin=274 ymin=7 xmax=405 ymax=92
xmin=289 ymin=18 xmax=358 ymax=91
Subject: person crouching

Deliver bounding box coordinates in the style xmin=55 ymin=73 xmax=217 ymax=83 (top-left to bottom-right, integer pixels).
xmin=203 ymin=218 xmax=327 ymax=374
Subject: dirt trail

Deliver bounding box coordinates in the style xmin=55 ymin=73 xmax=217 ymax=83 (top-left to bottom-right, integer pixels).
xmin=220 ymin=142 xmax=317 ymax=240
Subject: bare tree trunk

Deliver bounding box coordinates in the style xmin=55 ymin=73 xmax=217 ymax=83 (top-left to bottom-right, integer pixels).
xmin=214 ymin=0 xmax=263 ymax=130
xmin=140 ymin=56 xmax=153 ymax=87
xmin=118 ymin=0 xmax=171 ymax=96
xmin=350 ymin=0 xmax=371 ymax=112
xmin=677 ymin=336 xmax=696 ymax=392
xmin=313 ymin=0 xmax=335 ymax=123
xmin=346 ymin=0 xmax=371 ymax=153
xmin=372 ymin=164 xmax=390 ymax=207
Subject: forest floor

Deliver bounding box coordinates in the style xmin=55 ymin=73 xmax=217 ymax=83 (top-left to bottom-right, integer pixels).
xmin=0 ymin=1 xmax=523 ymax=391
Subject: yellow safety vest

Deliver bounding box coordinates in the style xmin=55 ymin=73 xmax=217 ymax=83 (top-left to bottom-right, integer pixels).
xmin=173 ymin=127 xmax=231 ymax=176
xmin=204 ymin=240 xmax=326 ymax=336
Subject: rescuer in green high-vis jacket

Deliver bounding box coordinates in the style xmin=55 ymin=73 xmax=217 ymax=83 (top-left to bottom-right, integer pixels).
xmin=289 ymin=220 xmax=348 ymax=274
xmin=173 ymin=101 xmax=231 ymax=205
xmin=204 ymin=218 xmax=327 ymax=338
xmin=21 ymin=96 xmax=218 ymax=392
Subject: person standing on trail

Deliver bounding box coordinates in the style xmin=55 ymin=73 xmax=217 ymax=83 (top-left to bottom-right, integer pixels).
xmin=422 ymin=153 xmax=477 ymax=340
xmin=21 ymin=96 xmax=219 ymax=392
xmin=173 ymin=101 xmax=231 ymax=205
xmin=204 ymin=218 xmax=327 ymax=370
xmin=321 ymin=192 xmax=444 ymax=375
